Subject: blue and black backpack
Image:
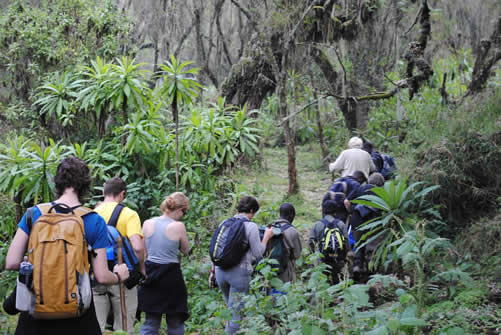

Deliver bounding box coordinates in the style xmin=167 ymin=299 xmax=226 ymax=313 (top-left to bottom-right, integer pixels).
xmin=106 ymin=204 xmax=143 ymax=289
xmin=209 ymin=217 xmax=249 ymax=269
xmin=381 ymin=154 xmax=396 ymax=179
xmin=324 ymin=180 xmax=348 ymax=207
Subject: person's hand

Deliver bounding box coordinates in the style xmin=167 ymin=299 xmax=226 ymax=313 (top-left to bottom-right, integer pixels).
xmin=344 ymin=199 xmax=352 ymax=212
xmin=263 ymin=227 xmax=274 ymax=240
xmin=113 ymin=263 xmax=130 ymax=282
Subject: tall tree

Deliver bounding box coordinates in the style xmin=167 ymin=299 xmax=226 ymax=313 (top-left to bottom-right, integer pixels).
xmin=158 ymin=55 xmax=202 ymax=190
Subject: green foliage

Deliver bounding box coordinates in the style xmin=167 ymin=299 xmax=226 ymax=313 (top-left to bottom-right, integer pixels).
xmin=414 ymin=129 xmax=501 ymax=235
xmin=352 ymin=179 xmax=440 ymax=270
xmin=108 ymin=56 xmax=150 ymax=121
xmin=0 ymin=0 xmax=133 ymax=113
xmin=183 ymin=103 xmax=261 ymax=167
xmin=26 ymin=56 xmax=150 ymax=141
xmin=453 ymin=287 xmax=488 ymax=309
xmin=391 ymin=221 xmax=453 ymax=315
xmin=34 ymin=72 xmax=78 ymax=127
xmin=157 ymin=54 xmax=203 ymax=111
xmin=0 ymin=137 xmax=63 ymax=206
xmin=229 ymin=254 xmax=428 ymax=334
xmin=72 ymin=56 xmax=115 ymax=136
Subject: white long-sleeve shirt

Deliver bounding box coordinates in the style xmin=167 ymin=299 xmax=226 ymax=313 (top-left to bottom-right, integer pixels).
xmin=329 ymin=148 xmax=375 ymax=179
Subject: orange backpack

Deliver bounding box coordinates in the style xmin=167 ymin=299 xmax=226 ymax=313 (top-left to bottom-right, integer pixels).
xmin=26 ymin=203 xmax=93 ymax=319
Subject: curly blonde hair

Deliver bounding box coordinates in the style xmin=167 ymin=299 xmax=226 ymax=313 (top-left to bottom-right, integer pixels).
xmin=160 ymin=192 xmax=189 ymax=213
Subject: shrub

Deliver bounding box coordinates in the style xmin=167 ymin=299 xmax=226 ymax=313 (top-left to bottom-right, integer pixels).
xmin=414 ymin=131 xmax=501 ymax=236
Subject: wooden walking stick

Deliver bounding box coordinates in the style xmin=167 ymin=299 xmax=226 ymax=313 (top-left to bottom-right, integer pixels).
xmin=116 ymin=235 xmax=128 ymax=332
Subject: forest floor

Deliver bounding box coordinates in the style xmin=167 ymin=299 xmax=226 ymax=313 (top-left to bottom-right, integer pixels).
xmin=232 ymin=143 xmax=331 ymax=233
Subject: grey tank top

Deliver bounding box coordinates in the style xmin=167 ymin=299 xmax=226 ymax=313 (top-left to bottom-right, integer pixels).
xmin=145 ymin=217 xmax=179 ymax=264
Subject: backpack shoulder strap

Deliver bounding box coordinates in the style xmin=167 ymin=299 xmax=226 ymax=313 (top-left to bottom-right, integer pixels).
xmin=73 ymin=206 xmax=93 ymax=218
xmin=280 ymin=223 xmax=293 ymax=232
xmin=332 ymin=218 xmax=343 ymax=230
xmin=108 ymin=203 xmax=125 ymax=227
xmin=107 ymin=225 xmax=120 ymax=240
xmin=27 ymin=203 xmax=52 ymax=231
xmin=320 ymin=218 xmax=332 ymax=229
xmin=37 ymin=203 xmax=52 ymax=215
xmin=26 ymin=207 xmax=34 ymax=232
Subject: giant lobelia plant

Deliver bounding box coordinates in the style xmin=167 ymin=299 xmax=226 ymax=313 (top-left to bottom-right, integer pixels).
xmin=352 ymin=179 xmax=440 ymax=271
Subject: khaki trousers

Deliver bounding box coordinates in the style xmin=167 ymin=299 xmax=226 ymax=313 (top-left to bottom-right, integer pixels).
xmin=93 ymin=283 xmax=138 ymax=334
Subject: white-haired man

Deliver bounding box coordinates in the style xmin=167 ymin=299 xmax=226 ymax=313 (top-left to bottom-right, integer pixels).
xmin=329 ymin=137 xmax=375 ymax=179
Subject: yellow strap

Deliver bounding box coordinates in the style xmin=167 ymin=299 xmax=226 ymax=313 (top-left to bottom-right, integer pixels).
xmin=213 ymin=226 xmax=226 ymax=259
xmin=335 ymin=230 xmax=344 ymax=251
xmin=322 ymin=228 xmax=344 ymax=251
xmin=323 ymin=229 xmax=332 ymax=251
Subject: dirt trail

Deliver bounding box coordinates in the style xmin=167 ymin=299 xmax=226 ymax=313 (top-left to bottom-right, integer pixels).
xmin=235 ymin=144 xmax=332 ymax=229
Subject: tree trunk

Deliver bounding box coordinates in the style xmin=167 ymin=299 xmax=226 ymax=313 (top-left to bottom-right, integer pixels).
xmin=313 ymin=91 xmax=329 ymax=161
xmin=121 ymin=95 xmax=128 ymax=146
xmin=173 ymin=101 xmax=180 ymax=191
xmin=280 ymin=81 xmax=298 ymax=195
xmin=338 ymin=98 xmax=358 ymax=132
xmin=276 ymin=53 xmax=298 ymax=194
xmin=464 ymin=15 xmax=501 ymax=97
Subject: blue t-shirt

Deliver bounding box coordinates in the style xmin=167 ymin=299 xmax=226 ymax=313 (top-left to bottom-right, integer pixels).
xmin=18 ymin=205 xmax=108 ymax=250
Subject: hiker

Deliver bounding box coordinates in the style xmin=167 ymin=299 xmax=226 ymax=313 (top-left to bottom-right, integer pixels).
xmin=380 ymin=154 xmax=397 ymax=180
xmin=211 ymin=196 xmax=273 ymax=335
xmin=322 ymin=170 xmax=367 ymax=222
xmin=329 ymin=136 xmax=376 ymax=180
xmin=5 ymin=156 xmax=129 ymax=335
xmin=309 ymin=200 xmax=352 ymax=285
xmin=362 ymin=140 xmax=396 ymax=180
xmin=362 ymin=140 xmax=384 ymax=173
xmin=268 ymin=203 xmax=302 ymax=283
xmin=351 ymin=172 xmax=385 ymax=278
xmin=93 ymin=177 xmax=145 ymax=334
xmin=138 ymin=192 xmax=190 ymax=335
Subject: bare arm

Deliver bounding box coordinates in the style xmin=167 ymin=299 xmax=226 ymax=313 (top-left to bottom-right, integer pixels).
xmin=176 ymin=222 xmax=190 ymax=256
xmin=5 ymin=228 xmax=29 ymax=270
xmin=129 ymin=234 xmax=146 ymax=274
xmin=261 ymin=228 xmax=273 ymax=247
xmin=91 ymin=248 xmax=129 ymax=284
xmin=142 ymin=219 xmax=154 ymax=267
xmin=247 ymin=223 xmax=269 ymax=258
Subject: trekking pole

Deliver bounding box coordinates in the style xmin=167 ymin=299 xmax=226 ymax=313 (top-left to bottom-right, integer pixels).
xmin=116 ymin=236 xmax=128 ymax=332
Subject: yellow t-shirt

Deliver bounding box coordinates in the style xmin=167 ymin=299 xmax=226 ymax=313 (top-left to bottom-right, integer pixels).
xmin=95 ymin=201 xmax=142 ymax=238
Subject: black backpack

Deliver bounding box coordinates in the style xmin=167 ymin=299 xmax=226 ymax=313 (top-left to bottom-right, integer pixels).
xmin=319 ymin=218 xmax=346 ymax=262
xmin=264 ymin=222 xmax=292 ymax=275
xmin=209 ymin=217 xmax=249 ymax=269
